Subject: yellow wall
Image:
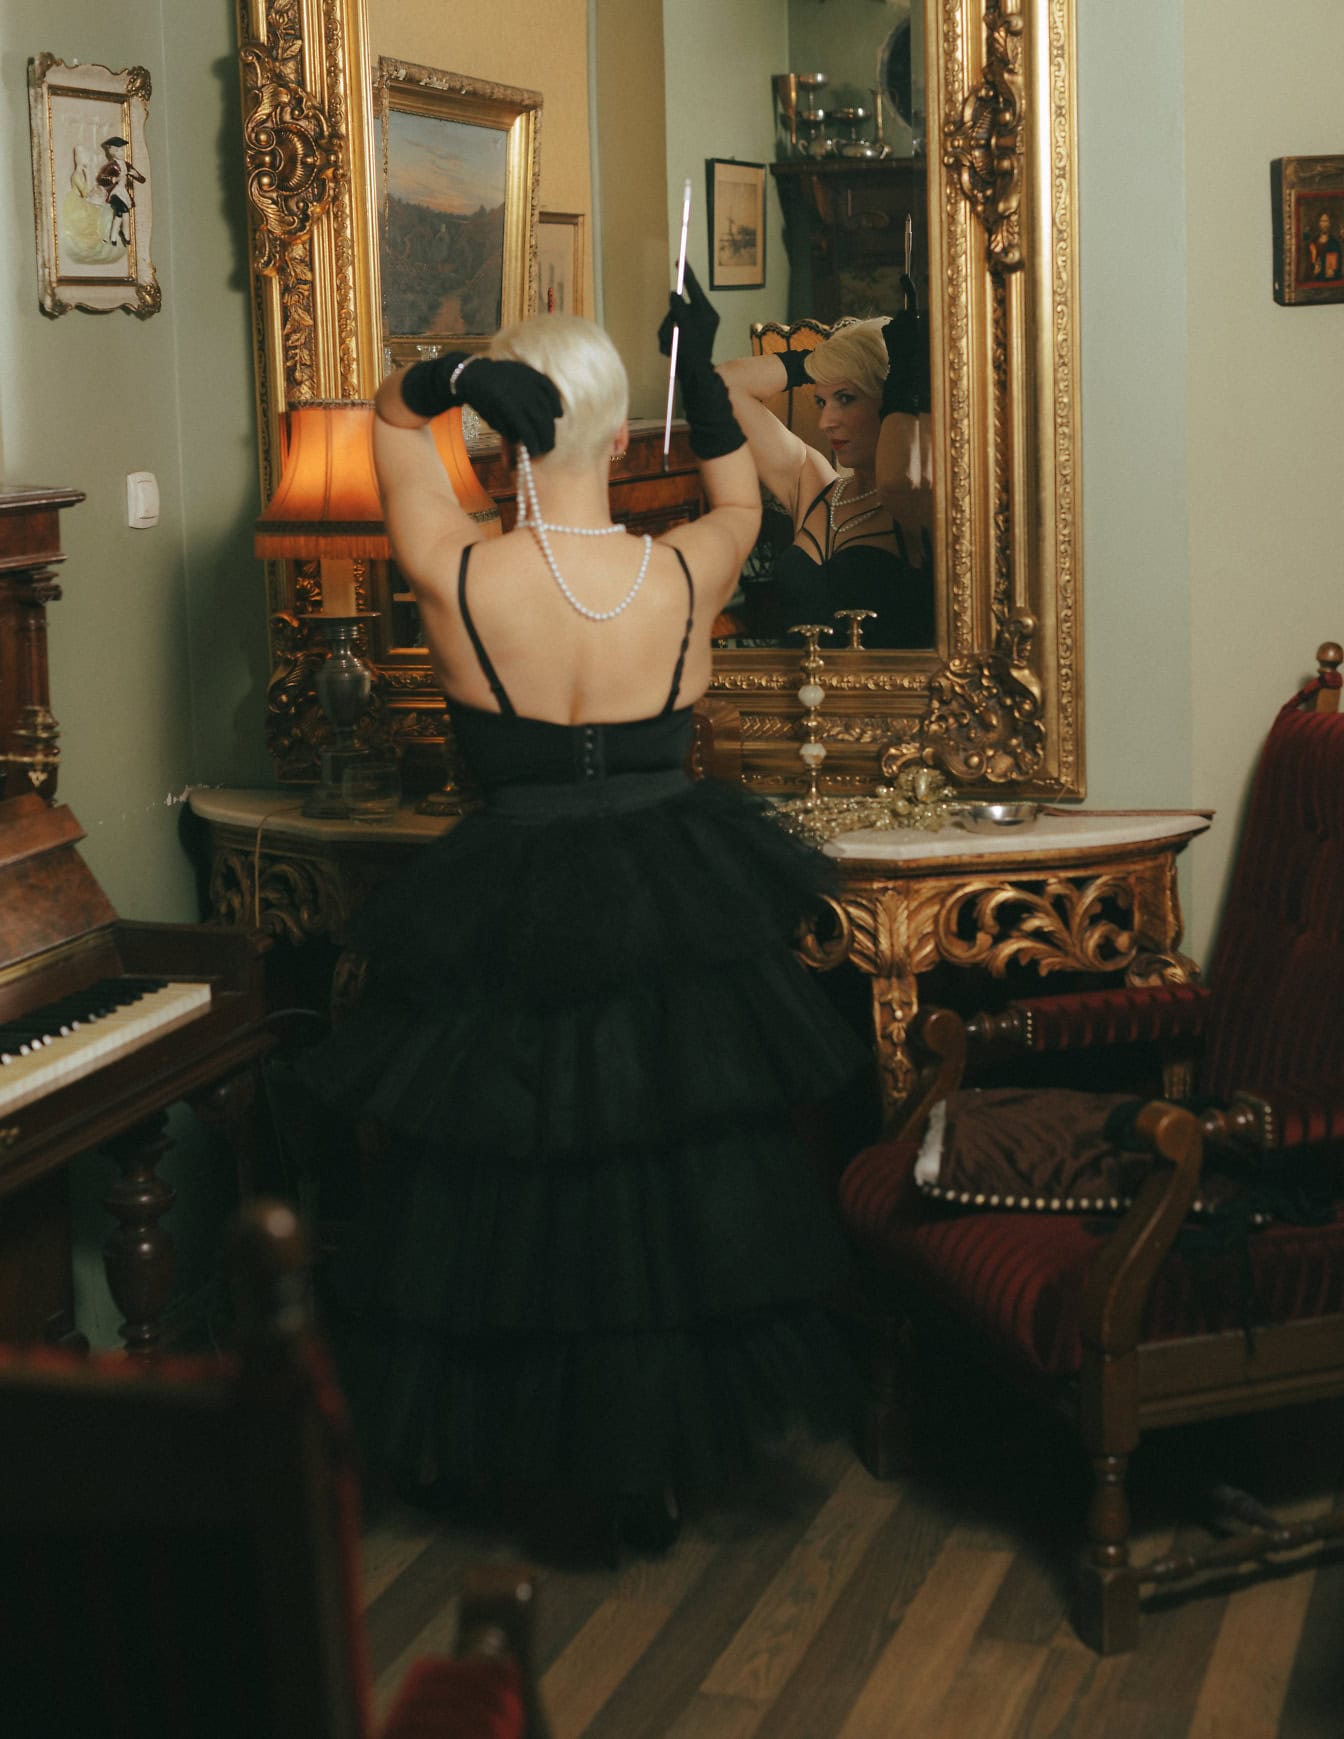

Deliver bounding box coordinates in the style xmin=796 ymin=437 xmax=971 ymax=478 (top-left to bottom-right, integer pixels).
xmin=594 ymin=0 xmax=670 ymax=418
xmin=372 ymin=0 xmax=594 ymax=301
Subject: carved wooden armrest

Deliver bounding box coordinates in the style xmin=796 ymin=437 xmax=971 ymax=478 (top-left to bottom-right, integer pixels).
xmin=966 ymin=983 xmax=1212 ymax=1057
xmin=886 ymin=1005 xmax=970 ymax=1141
xmin=1079 ymin=1101 xmax=1204 ymax=1359
xmin=1215 ymin=1085 xmax=1344 ymax=1153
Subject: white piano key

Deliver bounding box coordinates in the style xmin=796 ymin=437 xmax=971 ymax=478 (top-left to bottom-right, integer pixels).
xmin=0 ymin=981 xmax=212 ymax=1115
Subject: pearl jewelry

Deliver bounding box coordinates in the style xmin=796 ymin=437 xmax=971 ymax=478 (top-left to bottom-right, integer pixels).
xmin=515 ymin=446 xmax=652 ymax=621
xmin=828 ymin=471 xmax=882 ymax=542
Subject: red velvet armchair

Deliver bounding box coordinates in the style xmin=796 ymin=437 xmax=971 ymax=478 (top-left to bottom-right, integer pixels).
xmin=837 ymin=645 xmax=1344 ymax=1652
xmin=0 ymin=1201 xmax=547 ymax=1739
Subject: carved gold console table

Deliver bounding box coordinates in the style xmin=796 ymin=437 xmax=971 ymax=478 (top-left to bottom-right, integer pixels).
xmin=808 ymin=811 xmax=1213 ymax=1118
xmin=189 ymin=791 xmax=1211 ymax=1120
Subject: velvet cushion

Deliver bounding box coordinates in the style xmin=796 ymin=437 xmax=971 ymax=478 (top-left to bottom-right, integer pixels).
xmin=912 ymin=1088 xmax=1261 ymax=1219
xmin=840 ymin=1138 xmax=1344 ymax=1381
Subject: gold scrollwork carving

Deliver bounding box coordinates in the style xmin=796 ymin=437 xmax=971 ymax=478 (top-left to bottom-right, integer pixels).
xmin=240 ymin=42 xmax=343 ymax=278
xmin=945 ymin=0 xmax=1025 ymax=272
xmin=880 ymin=613 xmax=1044 ymax=786
xmin=1125 ymin=950 xmax=1203 ymax=989
xmin=209 ymin=847 xmax=350 ymax=945
xmin=936 ymin=873 xmax=1137 ymax=977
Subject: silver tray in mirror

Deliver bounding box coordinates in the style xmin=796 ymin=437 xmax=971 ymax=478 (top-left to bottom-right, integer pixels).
xmin=955 ymin=801 xmax=1041 ymax=833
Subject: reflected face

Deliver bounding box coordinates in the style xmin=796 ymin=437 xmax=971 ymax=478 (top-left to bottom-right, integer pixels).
xmin=813 ymin=380 xmax=882 ymax=473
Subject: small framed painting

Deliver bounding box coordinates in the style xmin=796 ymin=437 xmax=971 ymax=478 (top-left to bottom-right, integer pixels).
xmin=1271 ymin=155 xmax=1344 ymax=306
xmin=537 ymin=211 xmax=584 ymax=316
xmin=27 ymin=55 xmax=160 ymax=318
xmin=375 ymin=58 xmax=541 ymax=365
xmin=706 ymin=158 xmax=766 ymax=291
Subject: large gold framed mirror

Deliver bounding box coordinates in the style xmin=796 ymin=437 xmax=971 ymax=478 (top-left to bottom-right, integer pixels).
xmin=237 ymin=0 xmax=1082 ymax=802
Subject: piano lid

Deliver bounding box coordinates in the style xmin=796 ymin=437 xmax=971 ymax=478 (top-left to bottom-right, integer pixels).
xmin=0 ymin=793 xmax=117 ymax=974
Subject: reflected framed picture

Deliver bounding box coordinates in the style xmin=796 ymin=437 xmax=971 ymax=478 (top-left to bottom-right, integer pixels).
xmin=537 ymin=211 xmax=584 ymax=316
xmin=1271 ymin=154 xmax=1344 ymax=306
xmin=27 ymin=54 xmax=160 ymax=318
xmin=706 ymin=158 xmax=766 ymax=290
xmin=375 ymin=59 xmax=541 ymax=364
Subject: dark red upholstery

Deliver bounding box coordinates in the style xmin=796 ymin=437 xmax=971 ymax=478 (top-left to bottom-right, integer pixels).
xmin=1011 ymin=983 xmax=1210 ymax=1053
xmin=383 ymin=1658 xmax=526 ymax=1739
xmin=1200 ymin=709 xmax=1344 ymax=1103
xmin=841 ymin=1139 xmax=1344 ymax=1380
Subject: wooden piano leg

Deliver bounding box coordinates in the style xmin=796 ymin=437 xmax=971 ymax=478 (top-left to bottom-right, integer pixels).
xmin=101 ymin=1113 xmax=176 ymax=1359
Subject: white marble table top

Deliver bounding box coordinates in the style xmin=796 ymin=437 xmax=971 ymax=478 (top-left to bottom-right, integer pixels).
xmin=188 ymin=788 xmax=1213 ymax=865
xmin=822 ymin=809 xmax=1213 ymax=864
xmin=188 ymin=786 xmax=451 ymax=846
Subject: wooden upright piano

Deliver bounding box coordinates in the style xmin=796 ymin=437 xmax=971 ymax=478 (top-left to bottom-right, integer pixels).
xmin=0 ymin=484 xmax=275 ymax=1354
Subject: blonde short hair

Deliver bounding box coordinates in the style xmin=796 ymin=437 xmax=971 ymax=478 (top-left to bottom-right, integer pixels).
xmin=489 ymin=313 xmax=628 ymax=465
xmin=804 ymin=317 xmax=890 ymax=402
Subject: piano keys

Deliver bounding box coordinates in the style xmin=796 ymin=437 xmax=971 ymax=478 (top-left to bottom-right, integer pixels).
xmin=0 ymin=790 xmax=276 ymax=1352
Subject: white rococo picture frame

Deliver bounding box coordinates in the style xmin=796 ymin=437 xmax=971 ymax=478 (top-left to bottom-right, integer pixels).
xmin=28 ymin=55 xmax=160 ymax=319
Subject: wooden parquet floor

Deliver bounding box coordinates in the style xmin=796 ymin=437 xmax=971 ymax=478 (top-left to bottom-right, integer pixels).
xmin=360 ymin=1384 xmax=1344 ymax=1738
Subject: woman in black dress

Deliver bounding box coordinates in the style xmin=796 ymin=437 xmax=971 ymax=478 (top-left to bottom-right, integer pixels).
xmin=717 ymin=304 xmax=935 ymax=649
xmin=309 ymin=277 xmax=868 ymax=1552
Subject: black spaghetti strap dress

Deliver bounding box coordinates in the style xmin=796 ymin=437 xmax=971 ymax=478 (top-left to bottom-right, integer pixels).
xmin=307 ymin=543 xmax=869 ymax=1501
xmin=746 ymin=479 xmax=936 ymax=648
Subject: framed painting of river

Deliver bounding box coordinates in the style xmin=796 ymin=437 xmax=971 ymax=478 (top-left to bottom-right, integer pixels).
xmin=375 ymin=60 xmax=540 ymax=366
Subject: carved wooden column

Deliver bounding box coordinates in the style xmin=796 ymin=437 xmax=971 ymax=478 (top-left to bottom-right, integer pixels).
xmin=0 ymin=485 xmax=85 ymax=802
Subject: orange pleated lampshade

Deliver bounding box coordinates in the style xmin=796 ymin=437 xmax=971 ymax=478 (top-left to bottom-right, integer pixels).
xmin=255 ymin=400 xmax=389 ymax=560
xmin=255 ymin=399 xmax=499 ymax=558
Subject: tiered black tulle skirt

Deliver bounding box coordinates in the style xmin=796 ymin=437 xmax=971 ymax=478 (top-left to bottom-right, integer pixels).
xmin=306 ymin=774 xmax=869 ymax=1497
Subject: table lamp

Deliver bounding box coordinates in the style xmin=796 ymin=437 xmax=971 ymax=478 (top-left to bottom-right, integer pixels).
xmin=256 ymin=400 xmax=387 ymax=817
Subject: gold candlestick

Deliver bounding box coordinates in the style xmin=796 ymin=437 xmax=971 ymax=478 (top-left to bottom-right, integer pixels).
xmin=789 ymin=622 xmax=835 ymax=804
xmin=832 ymin=607 xmax=876 ymax=650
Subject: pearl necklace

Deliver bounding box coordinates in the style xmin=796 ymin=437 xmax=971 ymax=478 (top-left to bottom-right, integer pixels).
xmin=828 ymin=471 xmax=882 ymax=542
xmin=516 ymin=446 xmax=652 ymax=621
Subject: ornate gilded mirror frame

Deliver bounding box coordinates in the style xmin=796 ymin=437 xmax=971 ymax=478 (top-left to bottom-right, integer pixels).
xmin=236 ymin=0 xmax=1082 ymax=801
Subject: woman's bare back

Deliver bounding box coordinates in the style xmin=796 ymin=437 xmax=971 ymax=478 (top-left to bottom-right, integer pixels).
xmin=413 ymin=527 xmax=717 ymax=723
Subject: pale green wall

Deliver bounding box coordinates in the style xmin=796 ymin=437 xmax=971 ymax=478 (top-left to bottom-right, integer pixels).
xmin=1183 ymin=0 xmax=1344 ymax=961
xmin=1076 ymin=0 xmax=1344 ymax=966
xmin=663 ymin=0 xmax=791 ymax=357
xmin=0 ymin=0 xmax=268 ymax=1342
xmin=1075 ymin=0 xmax=1192 ymax=822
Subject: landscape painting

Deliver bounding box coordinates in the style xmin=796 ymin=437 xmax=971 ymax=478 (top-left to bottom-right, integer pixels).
xmin=376 ymin=62 xmax=541 ymax=362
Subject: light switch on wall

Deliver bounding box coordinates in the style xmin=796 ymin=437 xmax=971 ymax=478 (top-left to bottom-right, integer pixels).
xmin=126 ymin=471 xmax=159 ymax=529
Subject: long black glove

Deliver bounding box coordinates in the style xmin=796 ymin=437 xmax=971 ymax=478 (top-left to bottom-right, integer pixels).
xmin=399 ymin=352 xmax=563 ymax=455
xmin=777 ymin=348 xmax=813 ymax=390
xmin=657 ymin=265 xmax=746 ymax=459
xmin=880 ymin=275 xmax=932 ymax=418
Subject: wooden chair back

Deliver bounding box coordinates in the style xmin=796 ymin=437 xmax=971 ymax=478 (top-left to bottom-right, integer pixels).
xmin=0 ymin=1202 xmax=541 ymax=1739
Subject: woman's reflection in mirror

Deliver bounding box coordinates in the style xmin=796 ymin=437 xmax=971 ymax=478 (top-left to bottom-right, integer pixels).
xmin=716 ymin=294 xmax=933 ymax=649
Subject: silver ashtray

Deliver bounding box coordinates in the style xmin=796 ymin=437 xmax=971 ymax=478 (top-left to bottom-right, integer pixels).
xmin=955 ymin=801 xmax=1041 ymax=833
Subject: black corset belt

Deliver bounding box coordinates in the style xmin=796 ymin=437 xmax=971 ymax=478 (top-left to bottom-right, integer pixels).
xmin=486 ymin=767 xmax=691 ymax=822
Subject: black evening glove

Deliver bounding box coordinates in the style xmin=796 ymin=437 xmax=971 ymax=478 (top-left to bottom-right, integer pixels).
xmin=777 ymin=348 xmax=813 ymax=391
xmin=399 ymin=352 xmax=563 ymax=455
xmin=657 ymin=265 xmax=746 ymax=460
xmin=880 ymin=275 xmax=932 ymax=418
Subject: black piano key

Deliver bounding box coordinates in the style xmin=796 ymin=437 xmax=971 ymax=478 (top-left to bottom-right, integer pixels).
xmin=0 ymin=976 xmax=172 ymax=1062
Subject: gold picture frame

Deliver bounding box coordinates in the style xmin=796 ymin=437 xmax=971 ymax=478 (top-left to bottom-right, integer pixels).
xmin=236 ymin=0 xmax=1083 ymax=801
xmin=374 ymin=58 xmax=541 ymax=366
xmin=706 ymin=158 xmax=766 ymax=291
xmin=27 ymin=54 xmax=160 ymax=319
xmin=1271 ymin=155 xmax=1344 ymax=306
xmin=537 ymin=210 xmax=585 ymax=317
